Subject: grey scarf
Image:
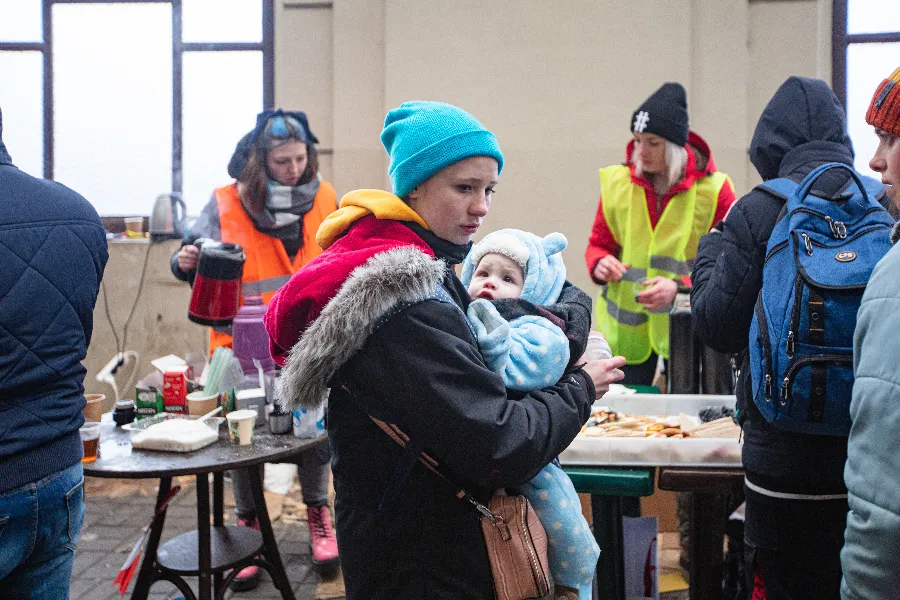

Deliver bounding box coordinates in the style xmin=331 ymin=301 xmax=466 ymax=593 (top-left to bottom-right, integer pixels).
xmin=244 ymin=176 xmax=321 ymax=241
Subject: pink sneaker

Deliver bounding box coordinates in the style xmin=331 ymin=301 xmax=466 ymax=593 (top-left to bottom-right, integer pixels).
xmin=307 ymin=504 xmax=340 ymax=569
xmin=231 ymin=516 xmax=261 ymax=591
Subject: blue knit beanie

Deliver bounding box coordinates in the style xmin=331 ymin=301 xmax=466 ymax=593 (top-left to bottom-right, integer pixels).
xmin=381 ymin=101 xmax=504 ymax=199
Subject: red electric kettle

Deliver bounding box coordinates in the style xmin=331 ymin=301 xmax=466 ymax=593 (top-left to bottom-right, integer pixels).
xmin=188 ymin=240 xmax=246 ymax=326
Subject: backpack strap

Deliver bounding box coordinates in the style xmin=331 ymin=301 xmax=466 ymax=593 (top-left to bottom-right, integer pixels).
xmin=754 ymin=179 xmax=791 ymax=225
xmin=861 ymin=175 xmax=888 ymax=208
xmin=754 ymin=169 xmax=889 ymax=221
xmin=755 ymin=177 xmax=797 ymax=202
xmin=807 ymin=285 xmax=827 ymax=423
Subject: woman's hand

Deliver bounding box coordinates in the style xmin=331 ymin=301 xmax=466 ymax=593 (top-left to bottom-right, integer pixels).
xmin=579 ymin=355 xmax=627 ymax=398
xmin=592 ymin=255 xmax=629 ymax=283
xmin=177 ymin=244 xmax=200 ymax=272
xmin=636 ymin=276 xmax=677 ymax=311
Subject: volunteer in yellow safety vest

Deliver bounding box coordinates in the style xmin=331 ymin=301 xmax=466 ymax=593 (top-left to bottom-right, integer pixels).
xmin=170 ymin=110 xmax=340 ymax=590
xmin=585 ymin=83 xmax=736 ymax=384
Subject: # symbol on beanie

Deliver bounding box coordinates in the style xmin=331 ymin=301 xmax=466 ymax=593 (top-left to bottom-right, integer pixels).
xmin=633 ymin=111 xmax=650 ymax=133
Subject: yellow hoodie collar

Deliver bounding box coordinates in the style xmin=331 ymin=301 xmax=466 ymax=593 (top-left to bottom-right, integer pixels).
xmin=316 ymin=189 xmax=429 ymax=250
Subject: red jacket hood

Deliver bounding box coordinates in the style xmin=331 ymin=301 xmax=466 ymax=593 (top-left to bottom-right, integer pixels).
xmin=264 ymin=215 xmax=434 ymax=364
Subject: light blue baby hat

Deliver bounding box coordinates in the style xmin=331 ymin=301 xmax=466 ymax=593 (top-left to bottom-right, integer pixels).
xmin=460 ymin=229 xmax=568 ymax=305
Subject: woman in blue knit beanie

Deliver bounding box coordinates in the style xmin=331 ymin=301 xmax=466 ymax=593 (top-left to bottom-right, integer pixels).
xmin=267 ymin=100 xmax=626 ymax=599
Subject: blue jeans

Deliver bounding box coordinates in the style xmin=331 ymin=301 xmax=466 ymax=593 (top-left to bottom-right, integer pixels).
xmin=0 ymin=461 xmax=85 ymax=600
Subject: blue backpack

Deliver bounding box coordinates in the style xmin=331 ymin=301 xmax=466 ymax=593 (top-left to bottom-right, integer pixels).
xmin=748 ymin=162 xmax=893 ymax=436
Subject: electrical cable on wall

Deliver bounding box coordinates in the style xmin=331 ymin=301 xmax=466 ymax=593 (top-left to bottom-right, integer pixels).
xmin=97 ymin=240 xmax=152 ymax=402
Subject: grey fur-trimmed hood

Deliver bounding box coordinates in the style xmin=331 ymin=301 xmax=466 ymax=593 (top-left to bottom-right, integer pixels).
xmin=277 ymin=245 xmax=446 ymax=409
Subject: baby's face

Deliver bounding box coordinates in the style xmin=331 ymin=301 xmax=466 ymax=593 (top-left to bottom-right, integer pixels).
xmin=468 ymin=253 xmax=524 ymax=300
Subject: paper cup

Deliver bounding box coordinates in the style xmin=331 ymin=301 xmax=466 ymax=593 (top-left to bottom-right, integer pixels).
xmin=187 ymin=390 xmax=220 ymax=416
xmin=226 ymin=409 xmax=257 ymax=445
xmin=83 ymin=393 xmax=105 ymax=422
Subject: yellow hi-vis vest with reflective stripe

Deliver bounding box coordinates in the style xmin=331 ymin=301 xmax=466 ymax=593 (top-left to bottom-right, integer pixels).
xmin=594 ymin=165 xmax=726 ymax=363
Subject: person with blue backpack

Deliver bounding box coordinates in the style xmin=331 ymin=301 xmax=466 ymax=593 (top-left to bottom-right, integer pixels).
xmin=690 ymin=76 xmax=894 ymax=600
xmin=841 ymin=66 xmax=900 ymax=600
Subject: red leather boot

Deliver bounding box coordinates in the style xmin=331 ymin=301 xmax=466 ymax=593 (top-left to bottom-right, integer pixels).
xmin=306 ymin=504 xmax=340 ymax=570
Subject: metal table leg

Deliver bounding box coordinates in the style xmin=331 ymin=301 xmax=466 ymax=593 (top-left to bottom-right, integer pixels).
xmin=213 ymin=472 xmax=224 ymax=597
xmin=196 ymin=474 xmax=212 ymax=600
xmin=688 ymin=492 xmax=728 ymax=600
xmin=248 ymin=466 xmax=296 ymax=600
xmin=131 ymin=477 xmax=172 ymax=600
xmin=593 ymin=494 xmax=626 ymax=600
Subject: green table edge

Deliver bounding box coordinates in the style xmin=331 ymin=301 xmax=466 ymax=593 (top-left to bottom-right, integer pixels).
xmin=563 ymin=467 xmax=655 ymax=497
xmin=624 ymin=384 xmax=660 ymax=394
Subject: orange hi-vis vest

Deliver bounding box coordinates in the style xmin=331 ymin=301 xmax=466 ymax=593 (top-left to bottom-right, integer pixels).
xmin=209 ymin=181 xmax=337 ymax=353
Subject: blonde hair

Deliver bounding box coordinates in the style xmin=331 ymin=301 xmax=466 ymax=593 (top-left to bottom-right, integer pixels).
xmin=633 ymin=140 xmax=688 ymax=193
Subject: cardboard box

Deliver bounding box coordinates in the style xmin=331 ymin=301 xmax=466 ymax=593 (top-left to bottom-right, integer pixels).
xmin=135 ymin=387 xmax=163 ymax=420
xmin=162 ymin=366 xmax=189 ymax=413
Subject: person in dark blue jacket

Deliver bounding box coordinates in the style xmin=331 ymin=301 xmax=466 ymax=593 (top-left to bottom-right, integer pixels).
xmin=0 ymin=107 xmax=108 ymax=598
xmin=690 ymin=77 xmax=891 ymax=600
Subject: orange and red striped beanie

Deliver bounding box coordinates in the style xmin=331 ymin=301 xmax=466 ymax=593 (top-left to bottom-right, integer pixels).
xmin=867 ymin=67 xmax=900 ymax=137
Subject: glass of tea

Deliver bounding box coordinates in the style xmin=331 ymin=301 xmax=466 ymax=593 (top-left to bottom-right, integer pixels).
xmin=80 ymin=421 xmax=101 ymax=463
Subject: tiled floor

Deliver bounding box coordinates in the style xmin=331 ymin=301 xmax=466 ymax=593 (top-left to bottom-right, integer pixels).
xmin=73 ymin=477 xmax=694 ymax=599
xmin=72 ymin=476 xmax=342 ymax=600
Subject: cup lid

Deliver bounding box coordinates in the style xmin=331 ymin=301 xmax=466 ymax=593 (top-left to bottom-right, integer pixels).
xmin=226 ymin=409 xmax=258 ymax=420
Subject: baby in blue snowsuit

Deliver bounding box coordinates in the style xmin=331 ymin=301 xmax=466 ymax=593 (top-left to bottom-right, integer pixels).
xmin=460 ymin=229 xmax=600 ymax=600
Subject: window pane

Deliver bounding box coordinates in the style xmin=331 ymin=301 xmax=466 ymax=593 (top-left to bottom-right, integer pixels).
xmin=53 ymin=4 xmax=173 ymax=215
xmin=846 ymin=42 xmax=900 ymax=179
xmin=0 ymin=52 xmax=43 ymax=177
xmin=848 ymin=0 xmax=900 ymax=34
xmin=182 ymin=0 xmax=262 ymax=43
xmin=0 ymin=0 xmax=42 ymax=42
xmin=182 ymin=51 xmax=262 ymax=216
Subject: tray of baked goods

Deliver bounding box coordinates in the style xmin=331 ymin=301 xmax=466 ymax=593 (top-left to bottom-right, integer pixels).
xmin=559 ymin=393 xmax=742 ymax=467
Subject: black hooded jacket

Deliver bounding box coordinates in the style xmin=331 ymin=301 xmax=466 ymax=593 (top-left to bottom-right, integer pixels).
xmin=690 ymin=77 xmax=889 ymax=495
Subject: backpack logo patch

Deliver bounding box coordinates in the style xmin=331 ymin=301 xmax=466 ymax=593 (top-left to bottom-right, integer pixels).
xmin=835 ymin=251 xmax=857 ymax=262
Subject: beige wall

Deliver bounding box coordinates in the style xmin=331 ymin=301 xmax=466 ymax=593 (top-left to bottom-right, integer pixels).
xmin=327 ymin=0 xmax=830 ymax=294
xmin=84 ymin=0 xmax=833 ymax=398
xmin=83 ymin=240 xmax=207 ymax=409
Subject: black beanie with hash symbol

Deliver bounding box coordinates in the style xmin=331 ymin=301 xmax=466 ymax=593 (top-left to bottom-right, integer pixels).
xmin=630 ymin=82 xmax=689 ymax=147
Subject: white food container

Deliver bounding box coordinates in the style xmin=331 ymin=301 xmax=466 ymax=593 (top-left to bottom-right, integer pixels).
xmin=559 ymin=394 xmax=742 ymax=468
xmin=123 ymin=413 xmax=225 ymax=452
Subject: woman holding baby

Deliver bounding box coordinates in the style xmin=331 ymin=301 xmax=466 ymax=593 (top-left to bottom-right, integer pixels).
xmin=264 ymin=101 xmax=625 ymax=599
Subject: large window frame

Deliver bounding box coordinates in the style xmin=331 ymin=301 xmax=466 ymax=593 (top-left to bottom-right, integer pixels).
xmin=832 ymin=0 xmax=900 ymax=108
xmin=0 ymin=0 xmax=275 ymax=197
